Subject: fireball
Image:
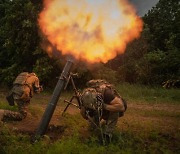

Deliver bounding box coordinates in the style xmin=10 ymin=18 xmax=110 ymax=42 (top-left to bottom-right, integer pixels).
xmin=39 ymin=0 xmax=143 ymax=63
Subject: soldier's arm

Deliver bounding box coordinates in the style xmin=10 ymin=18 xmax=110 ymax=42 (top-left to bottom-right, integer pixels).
xmin=103 ymin=97 xmax=125 ymax=112
xmin=34 ymin=77 xmax=42 ymax=93
xmin=34 ymin=77 xmax=40 ymax=87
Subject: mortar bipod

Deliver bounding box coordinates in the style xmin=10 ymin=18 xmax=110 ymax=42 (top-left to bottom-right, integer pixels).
xmin=62 ymin=73 xmax=82 ymax=116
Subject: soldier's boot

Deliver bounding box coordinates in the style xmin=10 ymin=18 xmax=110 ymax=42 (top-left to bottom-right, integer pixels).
xmin=0 ymin=109 xmax=5 ymax=121
xmin=6 ymin=93 xmax=15 ymax=106
xmin=103 ymin=133 xmax=112 ymax=144
xmin=2 ymin=110 xmax=25 ymax=122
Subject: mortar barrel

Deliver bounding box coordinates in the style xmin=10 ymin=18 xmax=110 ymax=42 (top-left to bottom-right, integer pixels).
xmin=35 ymin=59 xmax=73 ymax=138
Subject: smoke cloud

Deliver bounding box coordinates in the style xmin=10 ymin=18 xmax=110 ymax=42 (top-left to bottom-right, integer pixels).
xmin=130 ymin=0 xmax=158 ymax=16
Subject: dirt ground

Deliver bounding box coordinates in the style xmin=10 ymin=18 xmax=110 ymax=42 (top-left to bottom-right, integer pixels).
xmin=0 ymin=92 xmax=180 ymax=142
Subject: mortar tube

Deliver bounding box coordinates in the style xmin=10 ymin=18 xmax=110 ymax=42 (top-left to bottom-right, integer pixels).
xmin=34 ymin=59 xmax=73 ymax=138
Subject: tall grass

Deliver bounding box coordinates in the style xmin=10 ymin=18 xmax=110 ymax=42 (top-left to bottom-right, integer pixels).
xmin=116 ymin=83 xmax=180 ymax=104
xmin=0 ymin=123 xmax=177 ymax=154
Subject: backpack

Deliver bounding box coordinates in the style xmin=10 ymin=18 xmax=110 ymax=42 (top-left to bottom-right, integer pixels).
xmin=86 ymin=79 xmax=127 ymax=113
xmin=13 ymin=72 xmax=30 ymax=85
xmin=87 ymin=79 xmax=108 ymax=87
xmin=86 ymin=79 xmax=117 ymax=98
xmin=81 ymin=80 xmax=115 ymax=111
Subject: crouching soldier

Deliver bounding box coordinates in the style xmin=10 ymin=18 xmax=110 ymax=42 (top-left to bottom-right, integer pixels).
xmin=80 ymin=80 xmax=127 ymax=143
xmin=0 ymin=72 xmax=43 ymax=122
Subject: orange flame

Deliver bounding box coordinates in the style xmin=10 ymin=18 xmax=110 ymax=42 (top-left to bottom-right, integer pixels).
xmin=39 ymin=0 xmax=143 ymax=63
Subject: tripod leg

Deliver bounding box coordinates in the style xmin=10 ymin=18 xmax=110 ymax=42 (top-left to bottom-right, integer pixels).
xmin=62 ymin=103 xmax=71 ymax=116
xmin=62 ymin=96 xmax=75 ymax=116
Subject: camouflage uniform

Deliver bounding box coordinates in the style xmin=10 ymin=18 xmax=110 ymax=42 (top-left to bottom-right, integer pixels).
xmin=2 ymin=72 xmax=42 ymax=121
xmin=80 ymin=79 xmax=127 ymax=141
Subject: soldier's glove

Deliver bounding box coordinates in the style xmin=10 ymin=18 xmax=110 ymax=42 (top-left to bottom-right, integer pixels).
xmin=35 ymin=85 xmax=43 ymax=93
xmin=39 ymin=85 xmax=43 ymax=92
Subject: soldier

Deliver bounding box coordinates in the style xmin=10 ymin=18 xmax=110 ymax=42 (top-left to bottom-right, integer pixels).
xmin=0 ymin=72 xmax=42 ymax=122
xmin=80 ymin=79 xmax=127 ymax=143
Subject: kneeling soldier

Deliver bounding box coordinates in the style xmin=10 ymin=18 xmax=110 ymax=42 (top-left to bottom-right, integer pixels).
xmin=0 ymin=72 xmax=42 ymax=122
xmin=80 ymin=79 xmax=127 ymax=143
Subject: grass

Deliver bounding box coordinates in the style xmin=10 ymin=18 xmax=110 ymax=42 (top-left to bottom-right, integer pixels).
xmin=127 ymin=107 xmax=180 ymax=119
xmin=0 ymin=101 xmax=18 ymax=112
xmin=116 ymin=83 xmax=180 ymax=104
xmin=0 ymin=122 xmax=179 ymax=154
xmin=0 ymin=83 xmax=180 ymax=153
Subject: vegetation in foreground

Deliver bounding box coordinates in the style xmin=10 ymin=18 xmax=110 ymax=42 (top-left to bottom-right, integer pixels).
xmin=0 ymin=84 xmax=179 ymax=153
xmin=1 ymin=124 xmax=179 ymax=154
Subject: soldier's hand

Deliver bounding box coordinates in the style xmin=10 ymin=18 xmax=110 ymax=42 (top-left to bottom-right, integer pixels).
xmin=39 ymin=85 xmax=43 ymax=92
xmin=35 ymin=85 xmax=43 ymax=93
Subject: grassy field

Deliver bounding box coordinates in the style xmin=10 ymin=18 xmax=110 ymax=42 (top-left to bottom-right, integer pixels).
xmin=0 ymin=83 xmax=180 ymax=153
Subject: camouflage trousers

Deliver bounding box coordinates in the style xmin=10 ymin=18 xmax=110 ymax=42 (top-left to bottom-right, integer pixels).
xmin=102 ymin=112 xmax=119 ymax=135
xmin=89 ymin=111 xmax=119 ymax=135
xmin=3 ymin=100 xmax=29 ymax=121
xmin=88 ymin=111 xmax=119 ymax=143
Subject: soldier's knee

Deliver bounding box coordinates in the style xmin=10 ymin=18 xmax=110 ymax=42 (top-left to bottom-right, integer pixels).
xmin=20 ymin=111 xmax=27 ymax=119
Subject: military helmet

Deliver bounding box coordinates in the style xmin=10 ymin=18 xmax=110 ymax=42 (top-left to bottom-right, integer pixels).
xmin=81 ymin=88 xmax=103 ymax=110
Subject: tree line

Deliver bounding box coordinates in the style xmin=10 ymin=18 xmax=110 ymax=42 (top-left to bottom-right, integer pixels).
xmin=0 ymin=0 xmax=179 ymax=88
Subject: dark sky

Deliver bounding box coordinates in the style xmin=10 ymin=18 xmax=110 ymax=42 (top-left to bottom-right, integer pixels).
xmin=130 ymin=0 xmax=159 ymax=16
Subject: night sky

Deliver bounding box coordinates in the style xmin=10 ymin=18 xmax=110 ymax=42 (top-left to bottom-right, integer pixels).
xmin=130 ymin=0 xmax=159 ymax=16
